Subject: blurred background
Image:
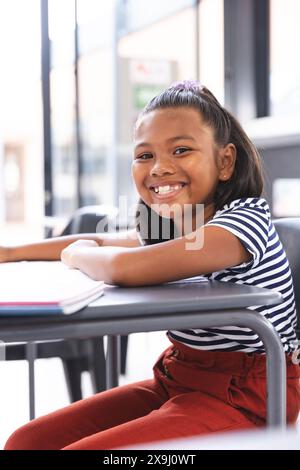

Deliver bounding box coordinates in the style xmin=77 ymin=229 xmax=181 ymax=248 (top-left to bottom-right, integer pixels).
xmin=0 ymin=0 xmax=300 ymax=448
xmin=1 ymin=0 xmax=300 ymax=244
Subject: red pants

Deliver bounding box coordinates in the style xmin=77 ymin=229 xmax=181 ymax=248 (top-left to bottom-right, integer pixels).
xmin=5 ymin=338 xmax=300 ymax=450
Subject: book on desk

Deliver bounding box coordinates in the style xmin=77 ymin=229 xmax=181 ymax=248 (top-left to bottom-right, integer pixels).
xmin=0 ymin=261 xmax=105 ymax=315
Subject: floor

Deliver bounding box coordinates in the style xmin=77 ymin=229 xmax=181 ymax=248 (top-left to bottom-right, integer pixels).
xmin=0 ymin=331 xmax=169 ymax=449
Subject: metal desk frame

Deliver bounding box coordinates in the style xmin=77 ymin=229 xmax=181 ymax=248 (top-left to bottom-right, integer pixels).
xmin=0 ymin=281 xmax=285 ymax=429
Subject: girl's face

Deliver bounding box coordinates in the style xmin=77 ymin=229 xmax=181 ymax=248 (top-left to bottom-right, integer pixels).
xmin=132 ymin=107 xmax=235 ymax=226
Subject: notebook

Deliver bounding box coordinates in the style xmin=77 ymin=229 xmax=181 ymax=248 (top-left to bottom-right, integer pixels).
xmin=0 ymin=261 xmax=105 ymax=315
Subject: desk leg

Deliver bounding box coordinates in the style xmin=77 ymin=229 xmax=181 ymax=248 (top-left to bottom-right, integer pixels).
xmin=106 ymin=335 xmax=120 ymax=389
xmin=26 ymin=342 xmax=37 ymax=420
xmin=201 ymin=309 xmax=286 ymax=428
xmin=265 ymin=334 xmax=286 ymax=428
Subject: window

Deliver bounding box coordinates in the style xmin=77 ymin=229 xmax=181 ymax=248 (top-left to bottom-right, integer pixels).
xmin=118 ymin=6 xmax=197 ymax=204
xmin=198 ymin=0 xmax=224 ymax=104
xmin=0 ymin=0 xmax=43 ymax=241
xmin=77 ymin=0 xmax=115 ymax=206
xmin=49 ymin=0 xmax=77 ymax=216
xmin=270 ymin=0 xmax=300 ymax=116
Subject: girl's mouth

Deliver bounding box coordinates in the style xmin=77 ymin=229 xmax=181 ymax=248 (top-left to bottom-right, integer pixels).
xmin=149 ymin=183 xmax=187 ymax=200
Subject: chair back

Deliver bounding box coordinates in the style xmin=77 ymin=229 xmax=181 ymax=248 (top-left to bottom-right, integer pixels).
xmin=61 ymin=204 xmax=119 ymax=235
xmin=273 ymin=218 xmax=300 ymax=337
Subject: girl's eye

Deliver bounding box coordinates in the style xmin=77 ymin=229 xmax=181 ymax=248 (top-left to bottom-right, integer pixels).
xmin=174 ymin=147 xmax=190 ymax=155
xmin=135 ymin=153 xmax=152 ymax=160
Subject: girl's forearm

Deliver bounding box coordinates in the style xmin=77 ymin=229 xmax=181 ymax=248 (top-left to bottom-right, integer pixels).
xmin=5 ymin=234 xmax=104 ymax=262
xmin=4 ymin=229 xmax=140 ymax=263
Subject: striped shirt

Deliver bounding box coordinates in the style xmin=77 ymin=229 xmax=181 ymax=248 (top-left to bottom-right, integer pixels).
xmin=169 ymin=197 xmax=297 ymax=354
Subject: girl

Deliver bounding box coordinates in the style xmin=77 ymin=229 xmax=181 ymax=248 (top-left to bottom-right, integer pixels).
xmin=3 ymin=81 xmax=300 ymax=450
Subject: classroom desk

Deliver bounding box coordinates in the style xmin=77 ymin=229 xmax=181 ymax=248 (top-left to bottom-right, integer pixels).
xmin=0 ymin=280 xmax=285 ymax=428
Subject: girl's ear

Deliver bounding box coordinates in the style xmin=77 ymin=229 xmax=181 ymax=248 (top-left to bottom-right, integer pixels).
xmin=218 ymin=143 xmax=236 ymax=181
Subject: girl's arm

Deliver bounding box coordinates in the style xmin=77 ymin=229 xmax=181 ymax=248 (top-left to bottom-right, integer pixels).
xmin=0 ymin=229 xmax=141 ymax=263
xmin=61 ymin=225 xmax=252 ymax=285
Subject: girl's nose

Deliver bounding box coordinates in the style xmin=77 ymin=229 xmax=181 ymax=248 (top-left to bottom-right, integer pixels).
xmin=150 ymin=159 xmax=176 ymax=177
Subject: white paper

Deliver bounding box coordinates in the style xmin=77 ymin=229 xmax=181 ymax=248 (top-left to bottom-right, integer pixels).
xmin=166 ymin=275 xmax=208 ymax=284
xmin=0 ymin=261 xmax=104 ymax=306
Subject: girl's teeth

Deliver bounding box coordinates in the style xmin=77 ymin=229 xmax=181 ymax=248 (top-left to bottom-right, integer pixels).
xmin=154 ymin=184 xmax=182 ymax=194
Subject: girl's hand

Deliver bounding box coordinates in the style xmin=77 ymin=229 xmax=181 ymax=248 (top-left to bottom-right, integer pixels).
xmin=61 ymin=239 xmax=99 ymax=268
xmin=0 ymin=246 xmax=10 ymax=263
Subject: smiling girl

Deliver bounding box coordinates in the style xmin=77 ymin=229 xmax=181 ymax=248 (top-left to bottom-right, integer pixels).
xmin=4 ymin=81 xmax=300 ymax=449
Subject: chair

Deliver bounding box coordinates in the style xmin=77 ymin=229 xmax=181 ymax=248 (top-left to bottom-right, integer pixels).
xmin=272 ymin=218 xmax=300 ymax=425
xmin=273 ymin=218 xmax=300 ymax=339
xmin=5 ymin=205 xmax=129 ymax=402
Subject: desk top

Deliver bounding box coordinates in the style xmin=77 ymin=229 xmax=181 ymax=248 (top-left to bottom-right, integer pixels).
xmin=0 ymin=280 xmax=282 ymax=325
xmin=86 ymin=280 xmax=282 ymax=318
xmin=0 ymin=280 xmax=283 ymax=343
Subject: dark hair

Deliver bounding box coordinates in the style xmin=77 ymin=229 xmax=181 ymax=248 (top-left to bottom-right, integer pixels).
xmin=135 ymin=80 xmax=264 ymax=245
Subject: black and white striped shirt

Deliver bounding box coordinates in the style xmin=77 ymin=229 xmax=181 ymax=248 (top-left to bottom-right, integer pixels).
xmin=169 ymin=197 xmax=297 ymax=354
